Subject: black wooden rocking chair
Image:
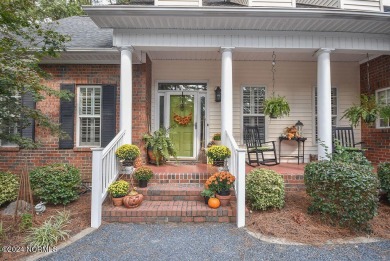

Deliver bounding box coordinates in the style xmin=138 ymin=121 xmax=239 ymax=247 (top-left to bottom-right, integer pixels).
xmin=332 ymin=126 xmax=365 ymax=153
xmin=244 ymin=125 xmax=279 ymax=166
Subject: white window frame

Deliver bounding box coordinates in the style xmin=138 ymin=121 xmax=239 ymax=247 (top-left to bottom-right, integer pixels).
xmin=76 ymin=85 xmax=102 ymax=147
xmin=376 ymin=87 xmax=390 ymax=129
xmin=313 ymin=86 xmax=338 ymax=144
xmin=241 ymin=85 xmax=267 ymax=144
xmin=0 ymin=93 xmax=21 ymax=147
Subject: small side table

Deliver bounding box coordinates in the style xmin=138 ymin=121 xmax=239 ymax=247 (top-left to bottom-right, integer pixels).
xmin=278 ymin=137 xmax=307 ymax=164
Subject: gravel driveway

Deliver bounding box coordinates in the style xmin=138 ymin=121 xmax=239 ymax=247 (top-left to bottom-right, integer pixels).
xmin=38 ymin=223 xmax=390 ymax=261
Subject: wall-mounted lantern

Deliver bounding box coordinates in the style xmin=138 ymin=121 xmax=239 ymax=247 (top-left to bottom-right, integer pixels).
xmin=215 ymin=86 xmax=221 ymax=102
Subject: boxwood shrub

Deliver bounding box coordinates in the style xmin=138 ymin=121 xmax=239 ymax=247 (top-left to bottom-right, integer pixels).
xmin=304 ymin=161 xmax=378 ymax=230
xmin=246 ymin=168 xmax=285 ymax=210
xmin=30 ymin=164 xmax=81 ymax=205
xmin=0 ymin=172 xmax=19 ymax=206
xmin=378 ymin=162 xmax=390 ymax=201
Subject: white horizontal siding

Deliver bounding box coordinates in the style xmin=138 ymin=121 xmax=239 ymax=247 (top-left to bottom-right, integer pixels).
xmin=151 ymin=59 xmax=360 ymax=163
xmin=296 ymin=0 xmax=339 ymax=7
xmin=231 ymin=0 xmax=294 ymax=6
xmin=342 ymin=0 xmax=382 ymax=12
xmin=155 ymin=0 xmax=202 ymax=6
xmin=114 ymin=29 xmax=390 ymax=52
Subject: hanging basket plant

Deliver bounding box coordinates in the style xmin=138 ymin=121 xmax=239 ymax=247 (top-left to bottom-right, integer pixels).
xmin=264 ymin=95 xmax=290 ymax=119
xmin=341 ymin=94 xmax=380 ymax=127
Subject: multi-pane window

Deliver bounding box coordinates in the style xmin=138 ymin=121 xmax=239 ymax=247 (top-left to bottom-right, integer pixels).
xmin=314 ymin=87 xmax=338 ymax=142
xmin=242 ymin=86 xmax=266 ymax=142
xmin=0 ymin=93 xmax=21 ymax=147
xmin=78 ymin=86 xmax=101 ymax=147
xmin=377 ymin=87 xmax=390 ymax=128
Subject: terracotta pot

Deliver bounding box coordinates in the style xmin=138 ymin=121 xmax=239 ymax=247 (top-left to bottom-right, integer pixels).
xmin=216 ymin=193 xmax=231 ymax=207
xmin=123 ymin=193 xmax=144 ymax=208
xmin=147 ymin=147 xmax=165 ymax=165
xmin=112 ymin=197 xmax=124 ymax=207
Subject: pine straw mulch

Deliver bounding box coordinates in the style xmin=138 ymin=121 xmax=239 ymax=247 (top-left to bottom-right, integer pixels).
xmin=247 ymin=191 xmax=390 ymax=245
xmin=0 ymin=192 xmax=91 ymax=261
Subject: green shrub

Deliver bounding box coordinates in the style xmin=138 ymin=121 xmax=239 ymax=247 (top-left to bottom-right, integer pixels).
xmin=304 ymin=161 xmax=378 ymax=230
xmin=332 ymin=144 xmax=372 ymax=168
xmin=246 ymin=168 xmax=285 ymax=210
xmin=378 ymin=162 xmax=390 ymax=201
xmin=30 ymin=164 xmax=81 ymax=205
xmin=25 ymin=211 xmax=70 ymax=247
xmin=20 ymin=213 xmax=33 ymax=231
xmin=0 ymin=172 xmax=19 ymax=206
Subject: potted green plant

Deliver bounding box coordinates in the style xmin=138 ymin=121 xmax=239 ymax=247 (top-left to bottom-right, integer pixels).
xmin=206 ymin=145 xmax=231 ymax=167
xmin=264 ymin=95 xmax=290 ymax=119
xmin=341 ymin=94 xmax=380 ymax=127
xmin=115 ymin=144 xmax=141 ymax=166
xmin=143 ymin=127 xmax=177 ymax=165
xmin=133 ymin=166 xmax=154 ymax=188
xmin=200 ymin=189 xmax=215 ymax=205
xmin=107 ymin=180 xmax=129 ymax=206
xmin=212 ymin=133 xmax=221 ymax=145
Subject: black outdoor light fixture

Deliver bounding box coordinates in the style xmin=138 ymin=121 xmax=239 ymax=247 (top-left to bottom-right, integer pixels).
xmin=215 ymin=86 xmax=221 ymax=102
xmin=295 ymin=120 xmax=304 ymax=137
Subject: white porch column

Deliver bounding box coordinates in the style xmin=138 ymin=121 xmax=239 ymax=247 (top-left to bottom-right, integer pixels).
xmin=220 ymin=47 xmax=234 ymax=144
xmin=316 ymin=48 xmax=334 ymax=159
xmin=120 ymin=46 xmax=133 ymax=144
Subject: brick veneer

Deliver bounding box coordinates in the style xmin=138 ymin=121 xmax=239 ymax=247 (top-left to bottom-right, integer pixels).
xmin=360 ymin=55 xmax=390 ymax=164
xmin=0 ymin=58 xmax=152 ymax=180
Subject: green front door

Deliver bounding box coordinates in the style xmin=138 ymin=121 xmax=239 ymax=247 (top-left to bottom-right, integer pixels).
xmin=169 ymin=94 xmax=195 ymax=158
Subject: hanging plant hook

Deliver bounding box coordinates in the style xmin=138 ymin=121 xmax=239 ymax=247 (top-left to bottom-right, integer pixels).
xmin=271 ymin=51 xmax=276 ymax=97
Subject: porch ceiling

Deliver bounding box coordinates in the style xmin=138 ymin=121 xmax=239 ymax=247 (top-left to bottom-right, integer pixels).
xmin=84 ymin=6 xmax=390 ymax=35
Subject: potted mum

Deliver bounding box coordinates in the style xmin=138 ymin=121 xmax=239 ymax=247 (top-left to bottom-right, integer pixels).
xmin=143 ymin=127 xmax=177 ymax=166
xmin=212 ymin=133 xmax=221 ymax=145
xmin=133 ymin=166 xmax=154 ymax=188
xmin=206 ymin=145 xmax=231 ymax=167
xmin=107 ymin=180 xmax=129 ymax=206
xmin=264 ymin=95 xmax=290 ymax=119
xmin=205 ymin=171 xmax=236 ymax=206
xmin=115 ymin=144 xmax=141 ymax=167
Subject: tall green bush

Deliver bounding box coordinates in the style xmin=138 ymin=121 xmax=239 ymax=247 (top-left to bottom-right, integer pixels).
xmin=246 ymin=168 xmax=285 ymax=210
xmin=0 ymin=172 xmax=19 ymax=206
xmin=30 ymin=164 xmax=81 ymax=205
xmin=304 ymin=161 xmax=378 ymax=230
xmin=378 ymin=162 xmax=390 ymax=201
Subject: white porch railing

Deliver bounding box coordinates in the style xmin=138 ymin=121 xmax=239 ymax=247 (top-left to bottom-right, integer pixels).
xmin=91 ymin=130 xmax=125 ymax=228
xmin=225 ymin=130 xmax=246 ymax=228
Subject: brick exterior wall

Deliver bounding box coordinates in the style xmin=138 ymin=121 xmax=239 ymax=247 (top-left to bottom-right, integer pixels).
xmin=0 ymin=59 xmax=152 ymax=180
xmin=360 ymin=55 xmax=390 ymax=164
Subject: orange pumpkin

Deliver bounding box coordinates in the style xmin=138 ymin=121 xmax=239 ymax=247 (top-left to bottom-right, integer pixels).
xmin=208 ymin=197 xmax=221 ymax=209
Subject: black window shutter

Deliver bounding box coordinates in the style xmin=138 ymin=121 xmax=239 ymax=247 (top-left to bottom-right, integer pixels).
xmin=101 ymin=85 xmax=117 ymax=147
xmin=20 ymin=92 xmax=36 ymax=142
xmin=59 ymin=84 xmax=75 ymax=149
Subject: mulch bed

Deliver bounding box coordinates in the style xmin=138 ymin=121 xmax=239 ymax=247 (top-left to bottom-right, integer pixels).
xmin=0 ymin=192 xmax=91 ymax=261
xmin=247 ymin=191 xmax=390 ymax=245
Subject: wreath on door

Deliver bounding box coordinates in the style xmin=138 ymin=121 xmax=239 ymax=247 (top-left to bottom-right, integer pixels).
xmin=173 ymin=112 xmax=192 ymax=126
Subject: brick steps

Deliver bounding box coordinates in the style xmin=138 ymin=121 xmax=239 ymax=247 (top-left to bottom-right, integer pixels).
xmin=136 ymin=184 xmax=236 ymax=202
xmin=103 ymin=200 xmax=240 ymax=223
xmin=120 ymin=172 xmax=214 ymax=185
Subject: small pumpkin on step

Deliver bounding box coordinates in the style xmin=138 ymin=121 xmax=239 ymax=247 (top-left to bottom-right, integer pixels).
xmin=208 ymin=197 xmax=221 ymax=209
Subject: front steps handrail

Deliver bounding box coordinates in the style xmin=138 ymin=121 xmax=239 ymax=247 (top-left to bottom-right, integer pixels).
xmin=225 ymin=130 xmax=246 ymax=228
xmin=91 ymin=130 xmax=126 ymax=228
